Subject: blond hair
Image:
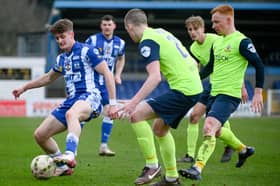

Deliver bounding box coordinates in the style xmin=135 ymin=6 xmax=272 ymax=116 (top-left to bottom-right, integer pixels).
xmin=185 ymin=16 xmax=205 ymax=29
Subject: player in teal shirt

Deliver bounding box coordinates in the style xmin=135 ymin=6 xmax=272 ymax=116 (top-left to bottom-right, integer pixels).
xmin=116 ymin=8 xmax=202 ymax=186
xmin=179 ymin=4 xmax=264 ymax=180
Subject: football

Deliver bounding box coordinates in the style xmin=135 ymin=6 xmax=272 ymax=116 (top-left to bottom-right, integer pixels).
xmin=30 ymin=155 xmax=56 ymax=179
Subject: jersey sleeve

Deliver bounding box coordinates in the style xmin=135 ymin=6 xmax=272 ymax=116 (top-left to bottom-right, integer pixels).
xmin=138 ymin=39 xmax=160 ymax=66
xmin=52 ymin=55 xmax=63 ymax=73
xmin=118 ymin=39 xmax=126 ymax=56
xmin=239 ymin=38 xmax=264 ymax=88
xmin=87 ymin=47 xmax=104 ymax=68
xmin=199 ymin=47 xmax=214 ymax=79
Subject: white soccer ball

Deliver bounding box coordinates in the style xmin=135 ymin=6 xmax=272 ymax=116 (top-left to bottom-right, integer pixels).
xmin=30 ymin=155 xmax=56 ymax=179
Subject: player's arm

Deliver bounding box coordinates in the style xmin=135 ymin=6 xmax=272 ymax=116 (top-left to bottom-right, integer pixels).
xmin=199 ymin=47 xmax=214 ymax=79
xmin=12 ymin=69 xmax=61 ymax=99
xmin=130 ymin=39 xmax=161 ymax=104
xmin=114 ymin=54 xmax=125 ymax=84
xmin=239 ymin=38 xmax=265 ymax=112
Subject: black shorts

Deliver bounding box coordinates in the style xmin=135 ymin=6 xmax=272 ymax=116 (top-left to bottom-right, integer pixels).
xmin=147 ymin=89 xmax=200 ymax=129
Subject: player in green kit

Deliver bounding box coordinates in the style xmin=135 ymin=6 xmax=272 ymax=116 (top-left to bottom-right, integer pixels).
xmin=177 ymin=15 xmax=247 ymax=164
xmin=179 ymin=4 xmax=264 ymax=180
xmin=115 ymin=8 xmax=203 ymax=186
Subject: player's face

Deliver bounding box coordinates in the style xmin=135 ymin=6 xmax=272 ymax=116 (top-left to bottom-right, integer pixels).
xmin=125 ymin=24 xmax=139 ymax=43
xmin=54 ymin=31 xmax=74 ymax=51
xmin=186 ymin=24 xmax=204 ymax=41
xmin=211 ymin=12 xmax=228 ymax=35
xmin=100 ymin=20 xmax=116 ymax=38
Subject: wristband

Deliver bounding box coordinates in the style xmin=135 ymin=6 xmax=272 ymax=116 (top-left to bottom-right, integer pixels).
xmin=109 ymin=99 xmax=117 ymax=106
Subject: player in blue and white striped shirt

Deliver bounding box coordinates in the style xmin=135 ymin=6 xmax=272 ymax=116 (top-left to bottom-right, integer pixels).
xmin=86 ymin=15 xmax=126 ymax=156
xmin=12 ymin=19 xmax=118 ymax=176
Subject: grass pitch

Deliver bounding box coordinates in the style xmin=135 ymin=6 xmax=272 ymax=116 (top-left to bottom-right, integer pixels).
xmin=0 ymin=117 xmax=279 ymax=186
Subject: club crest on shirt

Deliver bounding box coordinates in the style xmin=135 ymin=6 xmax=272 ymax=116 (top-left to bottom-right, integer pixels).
xmin=247 ymin=43 xmax=256 ymax=53
xmin=141 ymin=46 xmax=151 ymax=58
xmin=65 ymin=59 xmax=71 ymax=71
xmin=224 ymin=45 xmax=232 ymax=52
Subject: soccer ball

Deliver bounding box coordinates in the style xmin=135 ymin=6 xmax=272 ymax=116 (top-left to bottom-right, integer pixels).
xmin=30 ymin=155 xmax=56 ymax=179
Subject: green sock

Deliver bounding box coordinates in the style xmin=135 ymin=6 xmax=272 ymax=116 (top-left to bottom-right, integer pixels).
xmin=219 ymin=127 xmax=245 ymax=151
xmin=187 ymin=123 xmax=199 ymax=158
xmin=196 ymin=136 xmax=216 ymax=166
xmin=223 ymin=120 xmax=231 ymax=130
xmin=131 ymin=121 xmax=158 ymax=165
xmin=156 ymin=132 xmax=178 ymax=178
xmin=221 ymin=120 xmax=231 ymax=146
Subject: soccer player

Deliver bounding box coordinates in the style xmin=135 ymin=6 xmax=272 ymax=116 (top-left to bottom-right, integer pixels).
xmin=85 ymin=15 xmax=126 ymax=156
xmin=179 ymin=4 xmax=264 ymax=180
xmin=116 ymin=8 xmax=203 ymax=186
xmin=12 ymin=19 xmax=118 ymax=176
xmin=177 ymin=15 xmax=239 ymax=163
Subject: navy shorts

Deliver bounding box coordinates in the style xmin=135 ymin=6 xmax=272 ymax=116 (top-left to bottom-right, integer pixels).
xmin=147 ymin=89 xmax=200 ymax=129
xmin=198 ymin=80 xmax=211 ymax=106
xmin=51 ymin=92 xmax=102 ymax=127
xmin=206 ymin=94 xmax=240 ymax=126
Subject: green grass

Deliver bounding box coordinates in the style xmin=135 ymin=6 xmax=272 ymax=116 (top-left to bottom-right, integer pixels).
xmin=0 ymin=117 xmax=279 ymax=186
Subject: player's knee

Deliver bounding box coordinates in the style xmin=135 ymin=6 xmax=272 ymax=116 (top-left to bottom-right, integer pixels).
xmin=34 ymin=129 xmax=45 ymax=143
xmin=189 ymin=113 xmax=200 ymax=124
xmin=202 ymin=122 xmax=216 ymax=136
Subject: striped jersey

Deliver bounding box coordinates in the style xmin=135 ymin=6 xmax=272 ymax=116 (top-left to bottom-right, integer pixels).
xmin=53 ymin=42 xmax=103 ymax=98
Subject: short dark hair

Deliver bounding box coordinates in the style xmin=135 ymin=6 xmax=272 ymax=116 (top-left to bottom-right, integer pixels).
xmin=101 ymin=14 xmax=115 ymax=23
xmin=49 ymin=18 xmax=73 ymax=34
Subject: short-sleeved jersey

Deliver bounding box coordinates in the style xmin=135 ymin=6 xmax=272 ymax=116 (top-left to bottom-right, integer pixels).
xmin=53 ymin=42 xmax=103 ymax=98
xmin=211 ymin=31 xmax=248 ymax=98
xmin=139 ymin=27 xmax=202 ymax=96
xmin=190 ymin=33 xmax=220 ymax=67
xmin=85 ymin=33 xmax=125 ymax=86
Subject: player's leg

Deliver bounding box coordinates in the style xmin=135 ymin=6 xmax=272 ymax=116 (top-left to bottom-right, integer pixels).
xmin=130 ymin=101 xmax=160 ymax=185
xmin=54 ymin=93 xmax=102 ymax=168
xmin=219 ymin=120 xmax=235 ymax=163
xmin=179 ymin=95 xmax=240 ymax=180
xmin=153 ymin=118 xmax=181 ymax=185
xmin=34 ymin=114 xmax=66 ymax=155
xmin=99 ymin=90 xmax=115 ymax=156
xmin=218 ymin=127 xmax=255 ymax=168
xmin=177 ymin=102 xmax=206 ymax=163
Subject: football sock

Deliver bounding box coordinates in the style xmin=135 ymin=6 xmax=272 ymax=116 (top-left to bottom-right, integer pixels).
xmin=101 ymin=116 xmax=113 ymax=144
xmin=187 ymin=122 xmax=199 ymax=158
xmin=156 ymin=131 xmax=178 ymax=178
xmin=196 ymin=136 xmax=216 ymax=166
xmin=131 ymin=121 xmax=158 ymax=165
xmin=49 ymin=151 xmax=61 ymax=158
xmin=218 ymin=127 xmax=245 ymax=152
xmin=65 ymin=132 xmax=79 ymax=155
xmin=223 ymin=120 xmax=231 ymax=130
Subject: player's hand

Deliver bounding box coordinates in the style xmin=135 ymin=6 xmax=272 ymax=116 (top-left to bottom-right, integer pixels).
xmin=115 ymin=75 xmax=122 ymax=84
xmin=107 ymin=105 xmax=119 ymax=120
xmin=12 ymin=87 xmax=25 ymax=100
xmin=114 ymin=100 xmax=136 ymax=120
xmin=241 ymin=85 xmax=248 ymax=104
xmin=251 ymin=88 xmax=263 ymax=113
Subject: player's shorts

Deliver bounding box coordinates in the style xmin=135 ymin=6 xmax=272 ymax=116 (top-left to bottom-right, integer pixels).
xmin=99 ymin=85 xmax=109 ymax=106
xmin=198 ymin=80 xmax=211 ymax=106
xmin=147 ymin=89 xmax=200 ymax=129
xmin=206 ymin=94 xmax=240 ymax=126
xmin=51 ymin=92 xmax=102 ymax=127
